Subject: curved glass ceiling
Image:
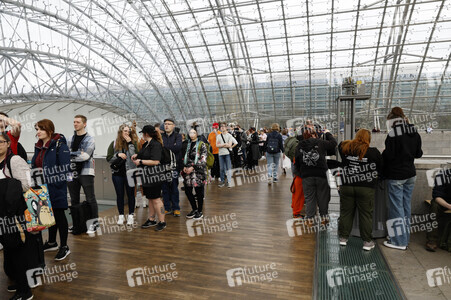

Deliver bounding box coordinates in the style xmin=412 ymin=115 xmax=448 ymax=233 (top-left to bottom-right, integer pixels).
xmin=1 ymin=0 xmax=450 ymax=125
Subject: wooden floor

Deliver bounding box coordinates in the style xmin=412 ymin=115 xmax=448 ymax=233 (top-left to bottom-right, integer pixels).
xmin=0 ymin=166 xmax=315 ymax=300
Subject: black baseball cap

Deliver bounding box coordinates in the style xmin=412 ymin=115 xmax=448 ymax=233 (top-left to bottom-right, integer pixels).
xmin=139 ymin=125 xmax=156 ymax=134
xmin=164 ymin=118 xmax=175 ymax=124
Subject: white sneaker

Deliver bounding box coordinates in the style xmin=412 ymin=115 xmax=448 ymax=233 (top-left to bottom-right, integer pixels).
xmin=383 ymin=240 xmax=407 ymax=250
xmin=86 ymin=224 xmax=99 ymax=235
xmin=117 ymin=215 xmax=125 ymax=225
xmin=127 ymin=214 xmax=134 ymax=226
xmin=363 ymin=240 xmax=375 ymax=251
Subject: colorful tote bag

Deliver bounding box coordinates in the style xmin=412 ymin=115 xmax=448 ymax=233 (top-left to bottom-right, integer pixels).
xmin=23 ymin=184 xmax=56 ymax=232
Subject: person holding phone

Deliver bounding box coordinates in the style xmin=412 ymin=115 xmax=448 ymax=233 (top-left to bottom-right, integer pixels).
xmin=106 ymin=124 xmax=138 ymax=226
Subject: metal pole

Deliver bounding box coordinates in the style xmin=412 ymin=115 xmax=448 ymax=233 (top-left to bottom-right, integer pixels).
xmin=351 ymin=97 xmax=356 ymax=139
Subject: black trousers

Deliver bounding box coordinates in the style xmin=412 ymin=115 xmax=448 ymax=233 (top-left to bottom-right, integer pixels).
xmin=68 ymin=175 xmax=99 ymax=219
xmin=211 ymin=154 xmax=220 ymax=178
xmin=184 ymin=185 xmax=204 ymax=213
xmin=48 ymin=208 xmax=68 ymax=247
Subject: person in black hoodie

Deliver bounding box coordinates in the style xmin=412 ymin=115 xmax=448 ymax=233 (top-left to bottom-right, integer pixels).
xmin=337 ymin=129 xmax=383 ymax=251
xmin=295 ymin=127 xmax=337 ymax=225
xmin=382 ymin=107 xmax=423 ymax=250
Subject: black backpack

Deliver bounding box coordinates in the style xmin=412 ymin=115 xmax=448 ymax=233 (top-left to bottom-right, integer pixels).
xmin=16 ymin=142 xmax=28 ymax=161
xmin=266 ymin=137 xmax=280 ymax=154
xmin=161 ymin=146 xmax=176 ymax=171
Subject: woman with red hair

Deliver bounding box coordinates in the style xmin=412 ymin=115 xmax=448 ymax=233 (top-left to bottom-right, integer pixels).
xmin=337 ymin=129 xmax=383 ymax=251
xmin=31 ymin=119 xmax=71 ymax=261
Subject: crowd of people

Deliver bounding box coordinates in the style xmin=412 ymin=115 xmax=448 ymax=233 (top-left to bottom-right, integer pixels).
xmin=0 ymin=106 xmax=449 ymax=299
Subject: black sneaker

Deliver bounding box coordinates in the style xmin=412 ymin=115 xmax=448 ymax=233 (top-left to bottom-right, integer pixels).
xmin=54 ymin=246 xmax=70 ymax=261
xmin=154 ymin=222 xmax=167 ymax=231
xmin=186 ymin=210 xmax=197 ymax=219
xmin=193 ymin=211 xmax=203 ymax=220
xmin=9 ymin=290 xmax=33 ymax=300
xmin=43 ymin=241 xmax=58 ymax=252
xmin=7 ymin=285 xmax=17 ymax=293
xmin=141 ymin=219 xmax=157 ymax=228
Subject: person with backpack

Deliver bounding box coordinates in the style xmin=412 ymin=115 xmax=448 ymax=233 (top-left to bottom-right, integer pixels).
xmin=216 ymin=122 xmax=237 ymax=188
xmin=181 ymin=128 xmax=208 ymax=220
xmin=0 ymin=112 xmax=28 ymax=161
xmin=265 ymin=123 xmax=285 ymax=184
xmin=337 ymin=129 xmax=383 ymax=251
xmin=295 ymin=127 xmax=337 ymax=226
xmin=31 ymin=119 xmax=71 ymax=261
xmin=106 ymin=124 xmax=138 ymax=226
xmin=67 ymin=115 xmax=99 ymax=235
xmin=161 ymin=118 xmax=183 ymax=217
xmin=133 ymin=125 xmax=167 ymax=231
xmin=0 ymin=131 xmax=45 ymax=300
xmin=382 ymin=107 xmax=423 ymax=250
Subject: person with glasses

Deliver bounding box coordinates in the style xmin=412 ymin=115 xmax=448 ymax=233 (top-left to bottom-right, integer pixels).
xmin=161 ymin=118 xmax=183 ymax=217
xmin=0 ymin=132 xmax=44 ymax=300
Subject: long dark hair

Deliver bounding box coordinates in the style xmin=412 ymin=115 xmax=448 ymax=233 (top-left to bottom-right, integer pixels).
xmin=147 ymin=130 xmax=163 ymax=145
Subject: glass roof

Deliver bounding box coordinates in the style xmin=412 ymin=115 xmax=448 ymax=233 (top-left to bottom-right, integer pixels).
xmin=1 ymin=0 xmax=450 ymax=126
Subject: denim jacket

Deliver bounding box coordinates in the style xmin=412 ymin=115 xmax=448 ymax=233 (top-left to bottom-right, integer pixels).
xmin=67 ymin=132 xmax=96 ymax=176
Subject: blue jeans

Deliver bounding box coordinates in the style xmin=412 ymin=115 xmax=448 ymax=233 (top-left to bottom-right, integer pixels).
xmin=387 ymin=176 xmax=416 ymax=247
xmin=219 ymin=154 xmax=232 ymax=185
xmin=112 ymin=175 xmax=135 ymax=215
xmin=162 ymin=171 xmax=180 ymax=211
xmin=266 ymin=152 xmax=281 ymax=180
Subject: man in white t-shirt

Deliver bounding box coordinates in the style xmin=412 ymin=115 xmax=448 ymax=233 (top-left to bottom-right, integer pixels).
xmin=216 ymin=122 xmax=237 ymax=188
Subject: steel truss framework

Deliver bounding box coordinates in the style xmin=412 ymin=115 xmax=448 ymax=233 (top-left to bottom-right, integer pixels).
xmin=0 ymin=0 xmax=450 ymax=125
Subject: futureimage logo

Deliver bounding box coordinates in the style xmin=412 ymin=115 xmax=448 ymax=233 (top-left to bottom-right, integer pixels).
xmin=226 ymin=263 xmax=278 ymax=287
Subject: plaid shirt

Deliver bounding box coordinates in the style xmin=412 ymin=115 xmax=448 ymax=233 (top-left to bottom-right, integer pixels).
xmin=67 ymin=131 xmax=96 ymax=176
